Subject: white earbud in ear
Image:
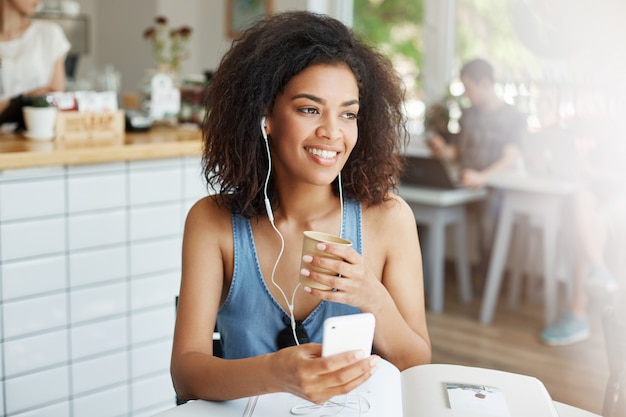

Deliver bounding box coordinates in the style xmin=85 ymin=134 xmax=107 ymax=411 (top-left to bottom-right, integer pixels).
xmin=260 ymin=115 xmax=273 ymax=222
xmin=261 ymin=116 xmax=268 ymax=140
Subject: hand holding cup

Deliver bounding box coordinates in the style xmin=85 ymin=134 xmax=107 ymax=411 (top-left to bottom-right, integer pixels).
xmin=300 ymin=231 xmax=352 ymax=290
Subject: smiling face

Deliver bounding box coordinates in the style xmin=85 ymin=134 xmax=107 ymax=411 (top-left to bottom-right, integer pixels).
xmin=265 ymin=63 xmax=360 ymax=188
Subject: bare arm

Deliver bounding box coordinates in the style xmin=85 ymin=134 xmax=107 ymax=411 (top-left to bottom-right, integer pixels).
xmin=47 ymin=55 xmax=67 ymax=92
xmin=23 ymin=56 xmax=67 ymax=97
xmin=366 ymin=196 xmax=431 ymax=370
xmin=22 ymin=55 xmax=68 ymax=98
xmin=428 ymin=132 xmax=458 ymax=161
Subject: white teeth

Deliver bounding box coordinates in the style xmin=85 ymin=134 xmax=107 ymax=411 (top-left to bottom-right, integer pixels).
xmin=307 ymin=148 xmax=337 ymax=159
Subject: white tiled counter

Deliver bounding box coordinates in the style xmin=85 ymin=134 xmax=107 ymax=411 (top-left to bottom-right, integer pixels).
xmin=0 ymin=153 xmax=207 ymax=417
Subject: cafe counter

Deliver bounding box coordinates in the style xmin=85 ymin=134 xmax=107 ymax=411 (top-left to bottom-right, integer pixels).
xmin=0 ymin=127 xmax=203 ymax=170
xmin=0 ymin=128 xmax=206 ymax=417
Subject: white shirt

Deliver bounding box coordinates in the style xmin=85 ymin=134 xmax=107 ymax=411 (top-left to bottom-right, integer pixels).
xmin=0 ymin=20 xmax=71 ymax=101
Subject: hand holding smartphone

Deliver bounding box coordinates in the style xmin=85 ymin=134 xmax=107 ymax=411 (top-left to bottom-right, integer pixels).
xmin=322 ymin=313 xmax=375 ymax=358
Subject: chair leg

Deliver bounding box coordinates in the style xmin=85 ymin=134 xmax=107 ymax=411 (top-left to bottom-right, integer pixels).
xmin=419 ymin=225 xmax=432 ymax=296
xmin=527 ymin=227 xmax=544 ymax=304
xmin=480 ymin=198 xmax=515 ymax=324
xmin=454 ymin=209 xmax=473 ymax=303
xmin=428 ymin=220 xmax=446 ymax=313
xmin=541 ymin=200 xmax=560 ymax=326
xmin=507 ymin=216 xmax=530 ymax=309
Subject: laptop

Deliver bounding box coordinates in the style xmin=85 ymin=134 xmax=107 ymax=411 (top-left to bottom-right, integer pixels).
xmin=400 ymin=155 xmax=462 ymax=190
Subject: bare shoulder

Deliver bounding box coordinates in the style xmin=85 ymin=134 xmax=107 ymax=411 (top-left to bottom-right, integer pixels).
xmin=362 ymin=191 xmax=416 ymax=229
xmin=187 ymin=194 xmax=230 ymax=218
xmin=362 ymin=192 xmax=418 ymax=252
xmin=184 ymin=195 xmax=233 ymax=240
xmin=360 ymin=191 xmax=420 ymax=278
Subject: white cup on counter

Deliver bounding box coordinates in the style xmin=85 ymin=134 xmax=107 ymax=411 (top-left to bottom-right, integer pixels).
xmin=22 ymin=106 xmax=58 ymax=141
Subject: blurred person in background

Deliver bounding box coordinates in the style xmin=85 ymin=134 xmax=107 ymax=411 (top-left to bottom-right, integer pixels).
xmin=428 ymin=58 xmax=526 ymax=266
xmin=541 ymin=119 xmax=622 ymax=345
xmin=0 ymin=0 xmax=70 ymax=130
xmin=423 ymin=101 xmax=455 ymax=145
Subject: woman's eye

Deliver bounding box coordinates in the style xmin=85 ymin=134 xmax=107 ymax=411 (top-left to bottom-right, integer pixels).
xmin=342 ymin=112 xmax=358 ymax=120
xmin=299 ymin=107 xmax=319 ymax=115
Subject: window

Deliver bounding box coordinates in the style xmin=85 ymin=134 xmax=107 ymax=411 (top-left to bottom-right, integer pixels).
xmin=353 ymin=0 xmax=426 ymax=134
xmin=453 ymin=0 xmax=623 ymax=131
xmin=353 ymin=0 xmax=623 ymax=136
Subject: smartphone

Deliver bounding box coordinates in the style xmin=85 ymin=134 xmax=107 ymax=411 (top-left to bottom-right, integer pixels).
xmin=322 ymin=313 xmax=375 ymax=358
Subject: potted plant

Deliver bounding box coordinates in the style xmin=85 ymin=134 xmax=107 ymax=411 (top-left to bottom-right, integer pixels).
xmin=22 ymin=95 xmax=58 ymax=140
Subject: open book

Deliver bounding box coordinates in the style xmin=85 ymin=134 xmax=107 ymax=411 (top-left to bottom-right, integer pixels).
xmin=160 ymin=359 xmax=559 ymax=416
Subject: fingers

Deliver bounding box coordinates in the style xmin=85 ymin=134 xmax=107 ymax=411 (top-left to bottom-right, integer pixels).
xmin=300 ymin=242 xmax=384 ymax=309
xmin=317 ymin=242 xmax=357 ymax=263
xmin=300 ymin=243 xmax=351 ymax=286
xmin=300 ymin=263 xmax=351 ymax=294
xmin=300 ymin=242 xmax=369 ymax=299
xmin=305 ymin=354 xmax=380 ymax=404
xmin=302 ymin=242 xmax=356 ymax=272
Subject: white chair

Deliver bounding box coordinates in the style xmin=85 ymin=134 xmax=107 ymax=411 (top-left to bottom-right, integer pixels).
xmin=505 ymin=215 xmax=573 ymax=312
xmin=479 ymin=173 xmax=578 ymax=326
xmin=399 ymin=185 xmax=486 ymax=313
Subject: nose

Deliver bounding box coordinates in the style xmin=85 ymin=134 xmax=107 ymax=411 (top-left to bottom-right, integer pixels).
xmin=315 ymin=116 xmax=342 ymax=141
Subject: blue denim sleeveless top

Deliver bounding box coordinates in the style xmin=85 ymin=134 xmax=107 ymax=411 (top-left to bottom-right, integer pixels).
xmin=216 ymin=199 xmax=362 ymax=359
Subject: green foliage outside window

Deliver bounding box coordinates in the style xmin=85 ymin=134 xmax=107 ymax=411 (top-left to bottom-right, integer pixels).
xmin=352 ymin=0 xmax=425 ymax=99
xmin=352 ymin=0 xmax=540 ymax=94
xmin=456 ymin=0 xmax=539 ymax=81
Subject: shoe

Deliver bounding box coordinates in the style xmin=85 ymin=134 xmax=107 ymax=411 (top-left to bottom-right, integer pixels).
xmin=587 ymin=263 xmax=619 ymax=293
xmin=541 ymin=312 xmax=590 ymax=346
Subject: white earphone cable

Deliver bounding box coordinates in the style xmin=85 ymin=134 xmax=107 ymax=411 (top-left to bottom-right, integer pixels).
xmin=262 ymin=117 xmax=344 ymax=346
xmin=262 ymin=121 xmax=302 ymax=344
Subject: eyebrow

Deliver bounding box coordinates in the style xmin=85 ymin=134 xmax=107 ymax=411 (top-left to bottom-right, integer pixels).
xmin=291 ymin=93 xmax=359 ymax=107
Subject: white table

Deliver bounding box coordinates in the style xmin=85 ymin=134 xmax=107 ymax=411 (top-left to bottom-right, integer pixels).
xmin=152 ymin=359 xmax=601 ymax=417
xmin=398 ymin=185 xmax=487 ymax=313
xmin=479 ymin=172 xmax=580 ymax=325
xmin=151 ymin=397 xmax=600 ymax=417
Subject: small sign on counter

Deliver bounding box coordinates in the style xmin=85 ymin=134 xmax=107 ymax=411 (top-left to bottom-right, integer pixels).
xmin=55 ymin=110 xmax=125 ymax=145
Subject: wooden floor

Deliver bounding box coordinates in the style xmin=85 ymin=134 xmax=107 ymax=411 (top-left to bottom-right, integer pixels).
xmin=425 ymin=266 xmax=611 ymax=416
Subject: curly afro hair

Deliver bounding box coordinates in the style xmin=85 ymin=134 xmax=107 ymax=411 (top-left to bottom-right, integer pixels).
xmin=202 ymin=11 xmax=408 ymax=217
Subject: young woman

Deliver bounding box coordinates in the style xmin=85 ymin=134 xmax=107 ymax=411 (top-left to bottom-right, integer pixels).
xmin=0 ymin=0 xmax=70 ymax=125
xmin=171 ymin=11 xmax=431 ymax=405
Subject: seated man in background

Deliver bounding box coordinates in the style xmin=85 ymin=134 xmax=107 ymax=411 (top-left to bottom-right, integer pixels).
xmin=428 ymin=58 xmax=526 ymax=265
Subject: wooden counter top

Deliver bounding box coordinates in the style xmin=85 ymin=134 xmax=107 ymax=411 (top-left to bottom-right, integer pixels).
xmin=0 ymin=127 xmax=203 ymax=170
